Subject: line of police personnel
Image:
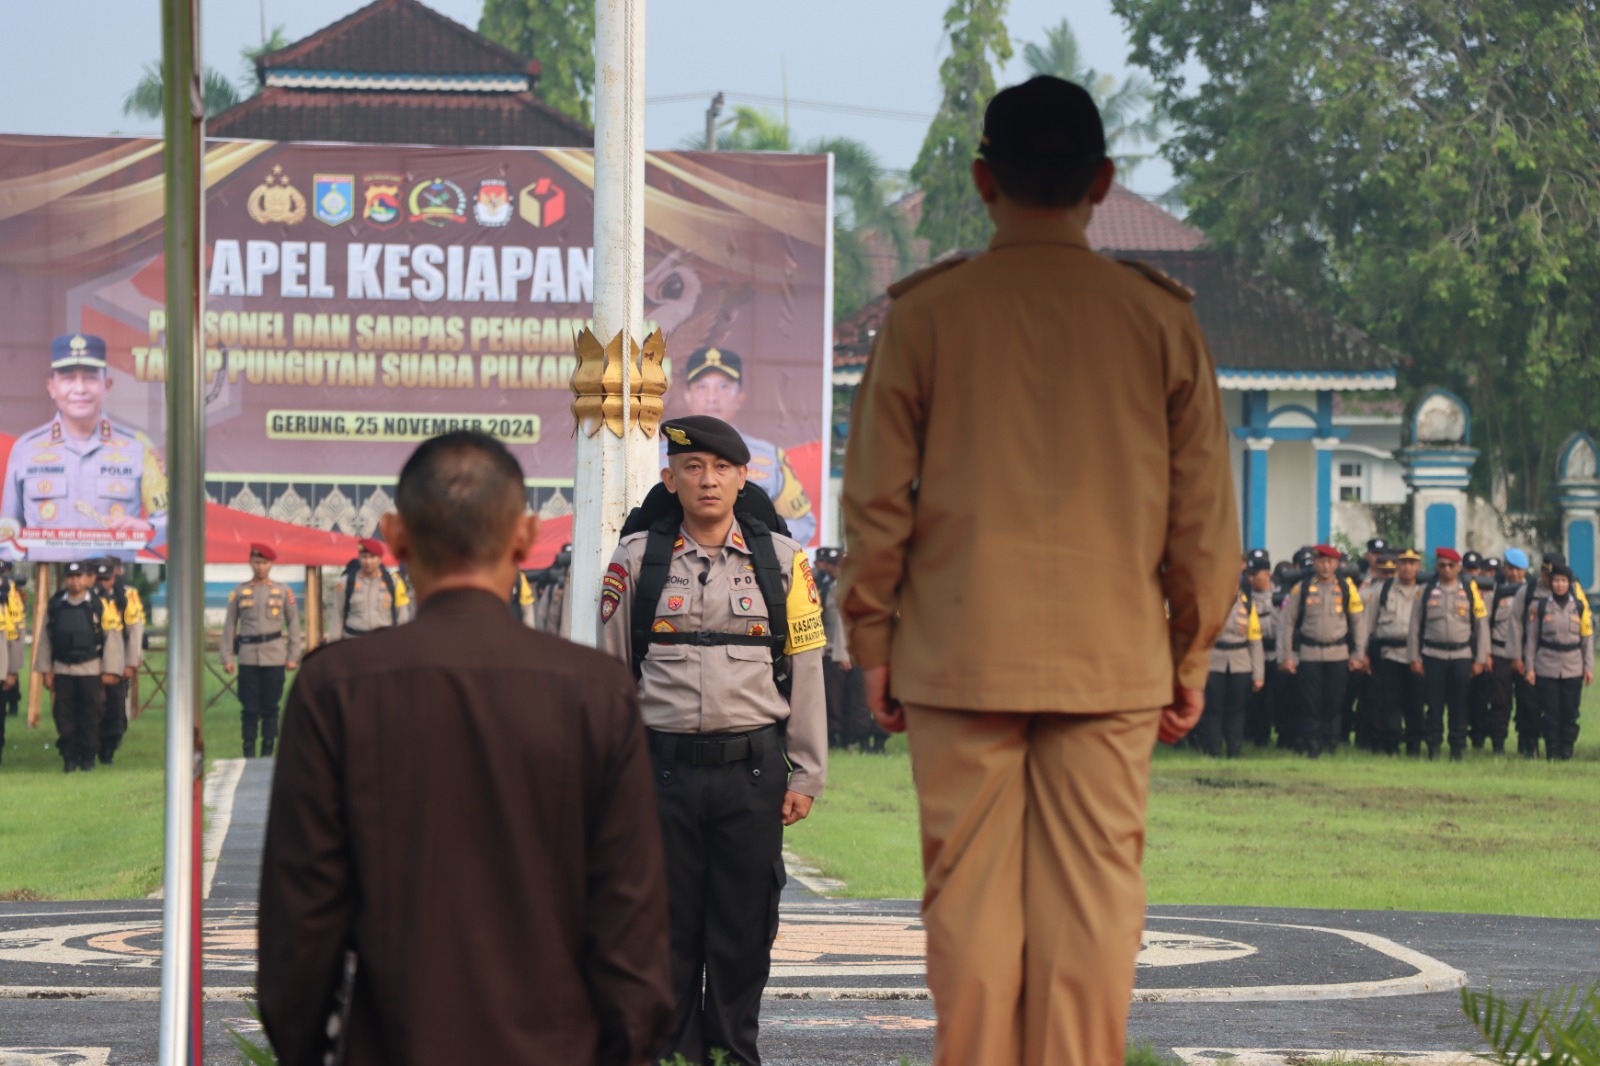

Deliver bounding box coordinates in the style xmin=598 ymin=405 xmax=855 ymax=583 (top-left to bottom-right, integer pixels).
xmin=1206 ymin=538 xmax=1590 ymax=761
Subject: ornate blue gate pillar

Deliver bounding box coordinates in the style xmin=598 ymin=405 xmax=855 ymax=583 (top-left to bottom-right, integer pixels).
xmin=1399 ymin=388 xmax=1478 ymax=558
xmin=1242 ymin=437 xmax=1272 ymax=549
xmin=1557 ymin=432 xmax=1600 ymax=591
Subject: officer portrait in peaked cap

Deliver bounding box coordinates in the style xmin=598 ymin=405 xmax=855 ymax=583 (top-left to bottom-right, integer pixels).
xmin=667 ymin=346 xmax=817 ymax=545
xmin=0 ymin=333 xmax=168 ymax=562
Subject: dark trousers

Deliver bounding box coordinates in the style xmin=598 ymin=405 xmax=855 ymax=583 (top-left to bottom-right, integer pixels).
xmin=649 ymin=726 xmax=789 ymax=1066
xmin=1487 ymin=656 xmax=1519 ymax=747
xmin=1515 ymin=676 xmax=1543 ymax=755
xmin=823 ymin=657 xmax=847 ymax=746
xmin=1245 ymin=660 xmax=1276 ymax=746
xmin=1341 ymin=667 xmax=1370 ymax=748
xmin=1538 ymin=676 xmax=1583 ymax=759
xmin=1467 ymin=669 xmax=1495 ymax=746
xmin=0 ymin=682 xmax=9 ymax=760
xmin=2 ymin=682 xmax=18 ymax=716
xmin=1273 ymin=665 xmax=1303 ymax=748
xmin=238 ymin=665 xmax=285 ymax=757
xmin=1422 ymin=656 xmax=1473 ymax=753
xmin=1201 ymin=669 xmax=1252 ymax=757
xmin=52 ymin=674 xmax=105 ymax=768
xmin=99 ymin=678 xmax=129 ymax=760
xmin=1299 ymin=660 xmax=1348 ymax=756
xmin=1372 ymin=656 xmax=1425 ymax=754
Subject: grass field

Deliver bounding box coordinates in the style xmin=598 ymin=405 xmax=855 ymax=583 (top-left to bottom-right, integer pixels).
xmin=787 ymin=730 xmax=1600 ymax=918
xmin=7 ymin=651 xmax=1600 ymax=915
xmin=0 ymin=649 xmax=263 ymax=901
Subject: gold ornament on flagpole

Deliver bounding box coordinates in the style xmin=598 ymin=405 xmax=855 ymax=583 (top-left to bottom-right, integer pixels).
xmin=571 ymin=327 xmax=671 ymax=438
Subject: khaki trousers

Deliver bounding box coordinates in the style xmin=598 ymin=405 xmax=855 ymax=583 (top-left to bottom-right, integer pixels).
xmin=904 ymin=705 xmax=1161 ymax=1066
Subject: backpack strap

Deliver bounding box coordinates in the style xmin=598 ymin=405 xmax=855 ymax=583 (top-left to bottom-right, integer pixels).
xmin=630 ymin=518 xmax=680 ymax=681
xmin=1342 ymin=577 xmax=1357 ymax=655
xmin=741 ymin=517 xmax=792 ymax=702
xmin=1417 ymin=578 xmax=1437 ymax=647
xmin=1292 ymin=580 xmax=1309 ymax=652
xmin=381 ymin=566 xmax=398 ymax=625
xmin=342 ymin=565 xmax=358 ymax=624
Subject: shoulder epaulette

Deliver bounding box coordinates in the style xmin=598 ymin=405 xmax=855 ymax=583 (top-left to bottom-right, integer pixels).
xmin=1118 ymin=259 xmax=1196 ymax=303
xmin=887 ymin=252 xmax=975 ymax=299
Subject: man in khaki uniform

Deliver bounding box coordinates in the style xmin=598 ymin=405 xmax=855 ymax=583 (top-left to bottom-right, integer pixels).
xmin=1363 ymin=552 xmax=1426 ymax=754
xmin=221 ymin=543 xmax=304 ymax=757
xmin=1408 ymin=547 xmax=1490 ymax=760
xmin=840 ymin=78 xmax=1239 ymax=1066
xmin=601 ymin=415 xmax=826 ymax=1066
xmin=34 ymin=560 xmax=124 ymax=772
xmin=1280 ymin=545 xmax=1368 ymax=757
xmin=330 ymin=538 xmax=412 ymax=639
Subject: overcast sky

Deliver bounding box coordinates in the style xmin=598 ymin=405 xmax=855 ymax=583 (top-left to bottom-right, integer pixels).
xmin=0 ymin=0 xmax=1177 ymax=196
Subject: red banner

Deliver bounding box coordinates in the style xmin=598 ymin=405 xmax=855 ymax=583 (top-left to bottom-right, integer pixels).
xmin=0 ymin=137 xmax=832 ymax=564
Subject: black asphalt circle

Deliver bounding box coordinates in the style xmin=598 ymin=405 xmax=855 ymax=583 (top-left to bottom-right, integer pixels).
xmin=1 ymin=759 xmax=1597 ymax=1064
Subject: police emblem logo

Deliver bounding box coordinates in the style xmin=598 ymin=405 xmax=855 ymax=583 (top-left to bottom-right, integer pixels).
xmin=40 ymin=501 xmax=57 ymax=520
xmin=313 ymin=174 xmax=355 ymax=226
xmin=518 ymin=177 xmax=567 ymax=228
xmin=247 ymin=165 xmax=308 ymax=225
xmin=38 ymin=480 xmax=52 ymax=494
xmin=667 ymin=596 xmax=684 ymax=611
xmin=601 ymin=587 xmax=621 ymax=622
xmin=362 ymin=175 xmax=404 ymax=229
xmin=739 ymin=595 xmax=754 ymax=612
xmin=474 ymin=179 xmax=513 ymax=227
xmin=748 ymin=623 xmax=766 ymax=637
xmin=799 ymin=558 xmax=820 ymax=605
xmin=651 ymin=619 xmax=678 ymax=633
xmin=110 ymin=504 xmax=126 ymax=519
xmin=408 ymin=178 xmax=467 ymax=227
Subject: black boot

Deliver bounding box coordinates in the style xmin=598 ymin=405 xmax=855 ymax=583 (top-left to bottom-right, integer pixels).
xmin=1492 ymin=739 xmax=1506 ymax=755
xmin=1449 ymin=746 xmax=1465 ymax=762
xmin=261 ymin=738 xmax=275 ymax=758
xmin=79 ymin=757 xmax=95 ymax=772
xmin=244 ymin=740 xmax=257 ymax=759
xmin=1427 ymin=743 xmax=1440 ymax=761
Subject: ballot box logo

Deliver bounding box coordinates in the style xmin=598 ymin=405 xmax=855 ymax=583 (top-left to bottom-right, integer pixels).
xmin=519 ymin=177 xmax=567 ymax=228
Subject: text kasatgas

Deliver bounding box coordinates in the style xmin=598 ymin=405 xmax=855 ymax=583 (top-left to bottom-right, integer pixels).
xmin=206 ymin=239 xmax=594 ymax=304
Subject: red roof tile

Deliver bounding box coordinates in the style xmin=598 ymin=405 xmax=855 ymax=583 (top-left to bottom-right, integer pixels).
xmin=261 ymin=0 xmax=535 ymax=78
xmin=1086 ymin=184 xmax=1205 ymax=251
xmin=209 ymin=88 xmax=590 ymax=148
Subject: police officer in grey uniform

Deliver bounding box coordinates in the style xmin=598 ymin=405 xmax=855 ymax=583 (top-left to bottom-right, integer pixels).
xmin=1243 ymin=551 xmax=1280 ymax=746
xmin=1407 ymin=547 xmax=1490 ymax=760
xmin=602 ymin=414 xmax=826 ymax=1066
xmin=1485 ymin=549 xmax=1530 ymax=755
xmin=1363 ymin=552 xmax=1426 ymax=754
xmin=671 ymin=347 xmax=817 ymax=545
xmin=329 ymin=538 xmax=413 ymax=640
xmin=1200 ymin=588 xmax=1265 ymax=757
xmin=35 ymin=560 xmax=124 ymax=772
xmin=1523 ymin=563 xmax=1592 ymax=760
xmin=92 ymin=559 xmax=144 ymax=765
xmin=221 ymin=543 xmax=304 ymax=757
xmin=1 ymin=333 xmax=168 ymax=562
xmin=1280 ymin=544 xmax=1368 ymax=757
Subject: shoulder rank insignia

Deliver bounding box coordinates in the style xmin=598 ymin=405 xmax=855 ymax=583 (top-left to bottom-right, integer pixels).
xmin=672 ymin=535 xmax=686 ymax=553
xmin=887 ymin=251 xmax=976 ymax=299
xmin=1118 ymin=259 xmax=1196 ymax=302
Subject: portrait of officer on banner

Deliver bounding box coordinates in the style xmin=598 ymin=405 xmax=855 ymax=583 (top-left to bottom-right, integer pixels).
xmin=0 ymin=333 xmax=169 ymax=562
xmin=662 ymin=346 xmax=817 ymax=545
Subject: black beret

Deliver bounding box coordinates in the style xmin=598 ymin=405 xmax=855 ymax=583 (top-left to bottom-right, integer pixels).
xmin=64 ymin=561 xmax=88 ymax=576
xmin=1366 ymin=537 xmax=1388 ymax=553
xmin=661 ymin=415 xmax=751 ymax=465
xmin=980 ymin=76 xmax=1106 ymax=166
xmin=684 ymin=347 xmax=743 ymax=384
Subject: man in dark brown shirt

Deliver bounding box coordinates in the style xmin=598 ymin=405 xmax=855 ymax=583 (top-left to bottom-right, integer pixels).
xmin=258 ymin=431 xmax=672 ymax=1066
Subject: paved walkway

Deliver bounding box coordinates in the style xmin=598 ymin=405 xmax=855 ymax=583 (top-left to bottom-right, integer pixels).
xmin=2 ymin=759 xmax=1597 ymax=1064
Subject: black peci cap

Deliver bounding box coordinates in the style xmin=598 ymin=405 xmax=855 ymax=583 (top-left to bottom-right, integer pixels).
xmin=661 ymin=415 xmax=751 ymax=465
xmin=1246 ymin=548 xmax=1271 ymax=573
xmin=979 ymin=77 xmax=1106 ymax=166
xmin=64 ymin=561 xmax=88 ymax=576
xmin=1367 ymin=537 xmax=1389 ymax=553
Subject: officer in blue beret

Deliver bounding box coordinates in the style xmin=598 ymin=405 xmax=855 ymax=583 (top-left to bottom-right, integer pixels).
xmin=0 ymin=334 xmax=168 ymax=562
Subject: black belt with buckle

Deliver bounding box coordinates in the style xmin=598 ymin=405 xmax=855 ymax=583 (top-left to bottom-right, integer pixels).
xmin=1539 ymin=641 xmax=1582 ymax=653
xmin=648 ymin=723 xmax=781 ymax=766
xmin=1424 ymin=640 xmax=1470 ymax=651
xmin=1214 ymin=641 xmax=1249 ymax=651
xmin=237 ymin=633 xmax=284 ymax=646
xmin=1301 ymin=637 xmax=1349 ymax=647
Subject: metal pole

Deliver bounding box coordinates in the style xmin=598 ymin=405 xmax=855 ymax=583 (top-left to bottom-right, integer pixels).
xmin=705 ymin=91 xmax=724 ymax=151
xmin=569 ymin=0 xmax=650 ymax=647
xmin=158 ymin=0 xmax=206 ymax=1060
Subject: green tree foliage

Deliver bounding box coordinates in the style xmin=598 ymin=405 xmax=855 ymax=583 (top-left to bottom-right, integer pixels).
xmin=239 ymin=25 xmax=293 ymax=97
xmin=680 ymin=107 xmax=913 ymax=321
xmin=1115 ymin=0 xmax=1600 ymax=516
xmin=911 ymin=0 xmax=1013 ymax=255
xmin=479 ymin=0 xmax=595 ymax=126
xmin=1021 ymin=18 xmax=1165 ymax=175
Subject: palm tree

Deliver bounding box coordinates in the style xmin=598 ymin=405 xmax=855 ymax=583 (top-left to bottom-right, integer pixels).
xmin=122 ymin=24 xmax=291 ymax=121
xmin=679 ymin=107 xmax=914 ymax=321
xmin=1022 ymin=19 xmax=1165 ymax=175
